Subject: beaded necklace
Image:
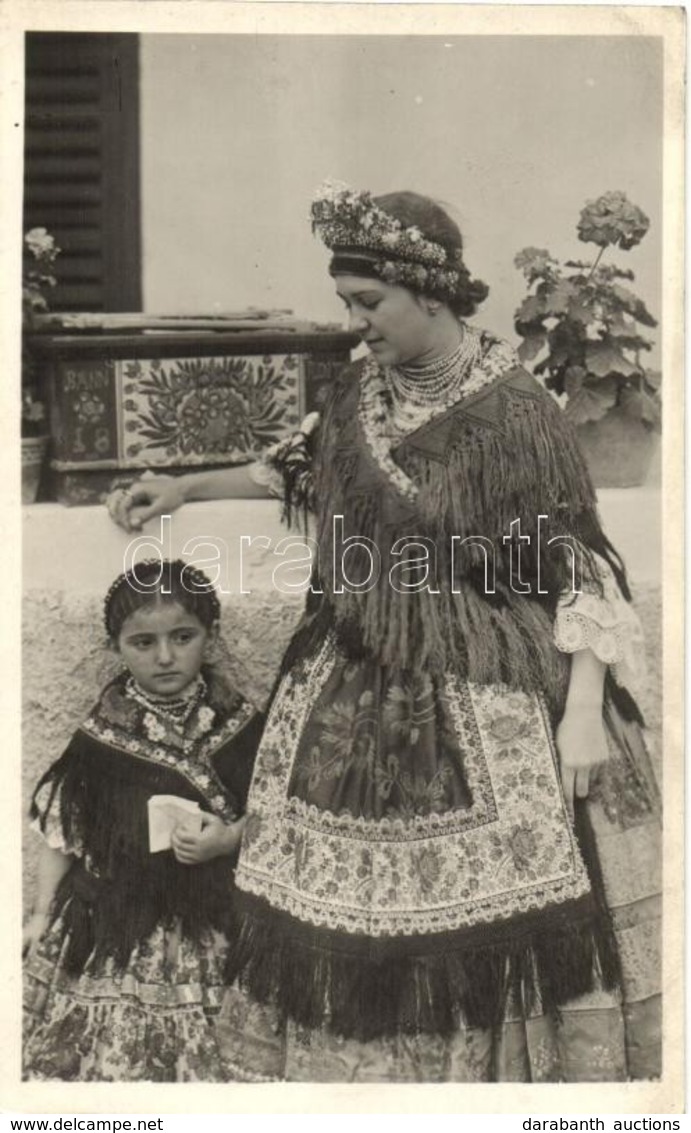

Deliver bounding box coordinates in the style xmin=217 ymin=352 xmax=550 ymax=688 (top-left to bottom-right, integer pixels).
xmin=125 ymin=674 xmax=206 ymax=724
xmin=388 ymin=328 xmax=481 ymax=407
xmin=358 ymin=329 xmax=518 ymax=504
xmin=385 ymin=326 xmax=483 ymax=435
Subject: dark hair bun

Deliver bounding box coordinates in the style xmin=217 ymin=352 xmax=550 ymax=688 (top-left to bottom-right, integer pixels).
xmin=373 ymin=190 xmax=489 ymax=315
xmin=449 ymin=262 xmax=490 ymax=318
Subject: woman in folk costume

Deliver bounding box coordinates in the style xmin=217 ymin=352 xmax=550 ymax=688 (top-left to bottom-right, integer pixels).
xmin=23 ymin=560 xmax=264 ymax=1081
xmin=108 ymin=183 xmax=661 ymax=1083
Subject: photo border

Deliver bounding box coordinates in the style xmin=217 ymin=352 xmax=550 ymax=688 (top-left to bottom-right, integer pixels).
xmin=1 ymin=1 xmax=684 ymax=1115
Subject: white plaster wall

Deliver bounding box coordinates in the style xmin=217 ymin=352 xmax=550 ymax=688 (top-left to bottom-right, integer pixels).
xmin=139 ymin=34 xmax=662 ymax=359
xmin=21 ymin=489 xmax=662 ymax=595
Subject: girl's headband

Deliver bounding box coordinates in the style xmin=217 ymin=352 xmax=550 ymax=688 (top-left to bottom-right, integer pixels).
xmin=104 ymin=559 xmax=221 ymax=639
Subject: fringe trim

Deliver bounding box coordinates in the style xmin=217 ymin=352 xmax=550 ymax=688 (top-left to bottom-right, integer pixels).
xmin=600 ymin=696 xmax=661 ymax=824
xmin=308 ymin=363 xmax=633 ymax=685
xmin=30 ymin=729 xmax=239 ymax=977
xmin=605 ymin=673 xmax=646 ymax=728
xmin=265 ymin=430 xmax=317 ymax=533
xmin=225 ymin=804 xmax=620 ymax=1041
xmin=225 ymin=880 xmax=620 ymax=1040
xmin=53 ymin=859 xmax=235 ymax=978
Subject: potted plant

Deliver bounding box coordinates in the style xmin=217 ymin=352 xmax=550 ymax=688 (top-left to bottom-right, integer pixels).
xmin=22 ymin=227 xmax=60 ymax=503
xmin=514 ymin=191 xmax=660 ymax=488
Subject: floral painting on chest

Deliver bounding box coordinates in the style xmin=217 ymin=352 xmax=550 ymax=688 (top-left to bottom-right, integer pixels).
xmin=9 ymin=3 xmax=683 ymax=1119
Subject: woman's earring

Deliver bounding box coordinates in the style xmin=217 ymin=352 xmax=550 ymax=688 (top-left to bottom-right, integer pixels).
xmin=428 ymin=303 xmax=440 ymax=316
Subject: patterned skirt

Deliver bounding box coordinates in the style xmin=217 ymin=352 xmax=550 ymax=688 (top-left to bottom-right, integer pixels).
xmin=23 ymin=915 xmax=235 ymax=1082
xmin=220 ymin=634 xmax=662 ymax=1082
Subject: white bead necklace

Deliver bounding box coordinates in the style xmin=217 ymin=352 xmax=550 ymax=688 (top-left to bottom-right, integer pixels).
xmin=387 ymin=327 xmax=481 ymax=409
xmin=126 ymin=674 xmax=206 ymax=723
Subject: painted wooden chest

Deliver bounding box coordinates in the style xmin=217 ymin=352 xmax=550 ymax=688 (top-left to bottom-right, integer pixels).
xmin=29 ymin=324 xmax=356 ymax=504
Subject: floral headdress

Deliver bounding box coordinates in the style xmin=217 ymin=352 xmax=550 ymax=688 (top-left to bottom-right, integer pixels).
xmin=310 ymin=179 xmax=463 ymax=299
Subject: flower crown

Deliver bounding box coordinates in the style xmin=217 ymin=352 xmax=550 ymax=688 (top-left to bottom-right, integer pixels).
xmin=310 ymin=179 xmax=462 ymax=299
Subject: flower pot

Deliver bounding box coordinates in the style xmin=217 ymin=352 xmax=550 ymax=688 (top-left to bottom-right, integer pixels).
xmin=21 ymin=435 xmax=49 ymax=504
xmin=575 ymin=408 xmax=660 ymax=489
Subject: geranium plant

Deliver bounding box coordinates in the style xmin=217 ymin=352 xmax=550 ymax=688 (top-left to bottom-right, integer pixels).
xmin=514 ymin=192 xmax=660 ymax=431
xmin=22 ymin=227 xmax=60 ymax=437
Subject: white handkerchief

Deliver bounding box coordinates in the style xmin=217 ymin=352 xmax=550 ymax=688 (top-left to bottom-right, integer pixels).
xmin=148 ymin=795 xmax=203 ymax=853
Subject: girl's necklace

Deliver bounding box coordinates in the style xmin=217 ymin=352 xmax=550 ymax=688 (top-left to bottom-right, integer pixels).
xmin=126 ymin=674 xmax=206 ymax=723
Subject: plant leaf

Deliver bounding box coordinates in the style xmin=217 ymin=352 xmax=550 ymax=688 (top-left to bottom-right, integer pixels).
xmin=640 ymin=389 xmax=662 ymax=428
xmin=564 ymin=378 xmax=617 ymax=425
xmin=606 ymin=312 xmax=652 ymax=351
xmin=620 ymin=386 xmax=661 ymax=428
xmin=606 ymin=311 xmax=634 ymax=336
xmin=517 ymin=333 xmax=547 ymax=363
xmin=566 ymin=296 xmax=596 ymax=326
xmin=596 ymin=264 xmax=635 ymax=282
xmin=515 ymin=294 xmax=547 ymax=325
xmin=543 ymin=279 xmax=577 ymax=316
xmin=514 ymin=247 xmax=557 ymax=282
xmin=585 ymin=342 xmax=639 ymax=379
xmin=609 ymin=284 xmax=658 ymax=328
xmin=543 ymin=322 xmax=586 ymax=372
xmin=564 ymin=365 xmax=587 ymax=398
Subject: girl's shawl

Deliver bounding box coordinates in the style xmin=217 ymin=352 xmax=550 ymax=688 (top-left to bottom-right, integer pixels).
xmin=30 ymin=666 xmax=264 ymax=975
xmin=282 ymin=340 xmax=631 ymax=700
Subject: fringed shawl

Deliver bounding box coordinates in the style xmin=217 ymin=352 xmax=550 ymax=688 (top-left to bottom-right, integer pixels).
xmin=31 ymin=667 xmax=264 ymax=975
xmin=285 ymin=351 xmax=631 ymax=694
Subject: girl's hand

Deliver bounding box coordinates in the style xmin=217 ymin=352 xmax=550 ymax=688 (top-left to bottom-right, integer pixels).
xmin=171 ymin=813 xmax=247 ymax=865
xmin=22 ymin=911 xmax=50 ymax=960
xmin=106 ymin=471 xmax=186 ymax=532
xmin=556 ymin=707 xmax=609 ymax=816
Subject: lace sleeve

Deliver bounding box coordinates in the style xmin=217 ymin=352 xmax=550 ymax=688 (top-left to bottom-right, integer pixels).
xmin=554 ymin=551 xmax=646 ymax=698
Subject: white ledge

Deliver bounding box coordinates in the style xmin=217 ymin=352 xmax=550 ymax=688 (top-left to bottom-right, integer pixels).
xmin=22 ymin=488 xmax=661 ymax=595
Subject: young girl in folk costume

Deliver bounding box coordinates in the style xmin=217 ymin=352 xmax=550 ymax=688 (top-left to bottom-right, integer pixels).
xmin=23 ymin=559 xmax=263 ymax=1082
xmin=108 ymin=184 xmax=661 ymax=1083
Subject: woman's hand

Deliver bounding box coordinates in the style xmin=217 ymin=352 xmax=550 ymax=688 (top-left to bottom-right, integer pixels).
xmin=299 ymin=411 xmax=320 ymax=437
xmin=171 ymin=813 xmax=247 ymax=865
xmin=22 ymin=911 xmax=50 ymax=960
xmin=106 ymin=470 xmax=187 ymax=532
xmin=262 ymin=412 xmax=321 ymax=464
xmin=556 ymin=707 xmax=609 ymax=816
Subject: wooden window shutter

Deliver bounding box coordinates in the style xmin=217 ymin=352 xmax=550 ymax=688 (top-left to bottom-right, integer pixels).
xmin=23 ymin=32 xmax=142 ymax=312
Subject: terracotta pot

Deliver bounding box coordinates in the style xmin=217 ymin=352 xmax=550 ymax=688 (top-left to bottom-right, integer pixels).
xmin=575 ymin=408 xmax=660 ymax=489
xmin=21 ymin=435 xmax=49 ymax=504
